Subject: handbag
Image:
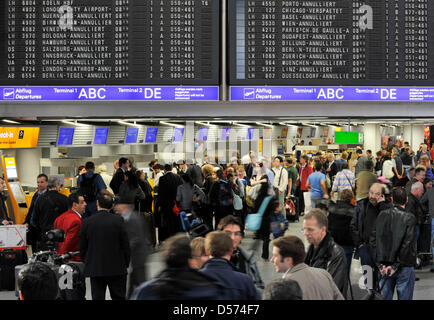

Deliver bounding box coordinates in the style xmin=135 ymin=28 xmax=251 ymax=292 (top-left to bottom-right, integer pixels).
xmin=360 ymin=275 xmax=390 ymax=300
xmin=245 ymin=186 xmax=255 ymax=208
xmin=326 ymin=174 xmax=332 ymax=189
xmin=248 ymin=183 xmax=260 ymax=201
xmin=232 ymin=190 xmax=243 ymax=211
xmin=303 ymin=191 xmax=312 ymax=213
xmin=172 ymin=201 xmax=181 ymax=216
xmin=245 ymin=196 xmax=273 ymax=231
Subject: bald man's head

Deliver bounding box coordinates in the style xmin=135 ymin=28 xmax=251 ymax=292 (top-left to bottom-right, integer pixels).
xmin=368 ymin=182 xmax=386 ymax=206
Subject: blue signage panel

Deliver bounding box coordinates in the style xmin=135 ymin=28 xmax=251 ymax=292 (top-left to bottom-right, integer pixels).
xmin=221 ymin=128 xmax=231 ymax=141
xmin=125 ymin=128 xmax=139 ymax=144
xmin=0 ymin=86 xmax=219 ymax=101
xmin=198 ymin=128 xmax=209 ymax=142
xmin=94 ymin=128 xmax=109 ymax=145
xmin=246 ymin=128 xmax=254 ymax=140
xmin=145 ymin=128 xmax=158 ymax=143
xmin=230 ymin=86 xmax=434 ymax=102
xmin=173 ymin=128 xmax=185 ymax=142
xmin=58 ymin=127 xmax=74 ymax=145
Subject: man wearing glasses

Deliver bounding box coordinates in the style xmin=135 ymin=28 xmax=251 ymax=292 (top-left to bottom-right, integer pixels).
xmin=350 ymin=182 xmax=393 ymax=289
xmin=217 ymin=215 xmax=264 ymax=291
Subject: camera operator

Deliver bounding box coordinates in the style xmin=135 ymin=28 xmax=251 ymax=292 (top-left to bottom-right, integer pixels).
xmin=17 ymin=261 xmax=59 ymax=300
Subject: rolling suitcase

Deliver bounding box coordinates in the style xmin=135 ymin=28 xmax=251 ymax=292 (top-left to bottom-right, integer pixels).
xmin=0 ymin=249 xmax=27 ymax=291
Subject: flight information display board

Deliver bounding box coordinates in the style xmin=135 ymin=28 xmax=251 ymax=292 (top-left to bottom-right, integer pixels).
xmin=229 ymin=0 xmax=434 ymax=86
xmin=0 ymin=0 xmax=220 ymax=86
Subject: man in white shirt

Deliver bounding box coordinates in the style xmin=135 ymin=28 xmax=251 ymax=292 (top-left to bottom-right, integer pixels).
xmin=273 ymin=156 xmax=288 ymax=216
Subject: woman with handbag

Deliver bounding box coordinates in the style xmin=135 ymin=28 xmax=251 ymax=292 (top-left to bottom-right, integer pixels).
xmin=252 ymin=174 xmax=275 ymax=261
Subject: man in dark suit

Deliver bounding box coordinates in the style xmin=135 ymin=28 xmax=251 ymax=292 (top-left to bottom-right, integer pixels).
xmin=113 ymin=193 xmax=151 ymax=299
xmin=33 ymin=176 xmax=69 ymax=251
xmin=109 ymin=157 xmax=130 ymax=195
xmin=24 ymin=174 xmax=48 ymax=250
xmin=79 ymin=194 xmax=130 ymax=300
xmin=155 ymin=164 xmax=182 ymax=243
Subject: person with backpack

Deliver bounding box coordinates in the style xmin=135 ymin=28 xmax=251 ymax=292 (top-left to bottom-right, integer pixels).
xmin=210 ymin=169 xmax=234 ymax=229
xmin=78 ymin=161 xmax=112 ymax=219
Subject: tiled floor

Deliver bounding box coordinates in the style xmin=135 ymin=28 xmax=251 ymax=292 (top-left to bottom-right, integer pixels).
xmin=1 ymin=217 xmax=433 ymax=300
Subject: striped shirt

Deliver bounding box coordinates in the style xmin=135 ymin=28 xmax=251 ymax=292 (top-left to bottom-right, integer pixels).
xmin=332 ymin=169 xmax=356 ymax=193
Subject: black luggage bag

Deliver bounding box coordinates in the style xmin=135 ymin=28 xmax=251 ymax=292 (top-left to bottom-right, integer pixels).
xmin=0 ymin=249 xmax=27 ymax=291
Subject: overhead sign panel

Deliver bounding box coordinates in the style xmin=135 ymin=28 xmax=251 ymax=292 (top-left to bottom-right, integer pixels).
xmin=229 ymin=0 xmax=434 ymax=87
xmin=0 ymin=86 xmax=219 ymax=101
xmin=230 ymin=87 xmax=434 ymax=101
xmin=0 ymin=127 xmax=40 ymax=149
xmin=0 ymin=0 xmax=220 ymax=86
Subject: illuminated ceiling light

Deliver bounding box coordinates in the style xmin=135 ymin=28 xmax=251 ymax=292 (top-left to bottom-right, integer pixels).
xmin=160 ymin=121 xmax=184 ymax=127
xmin=232 ymin=122 xmax=250 ymax=127
xmin=117 ymin=120 xmax=142 ymax=127
xmin=62 ymin=120 xmax=89 ymax=127
xmin=255 ymin=122 xmax=273 ymax=128
xmin=195 ymin=121 xmax=214 ymax=127
xmin=282 ymin=122 xmax=298 ymax=127
xmin=2 ymin=119 xmax=20 ymax=124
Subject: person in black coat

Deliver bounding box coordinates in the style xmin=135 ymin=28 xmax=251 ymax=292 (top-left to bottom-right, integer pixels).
xmin=200 ymin=231 xmax=258 ymax=300
xmin=155 ymin=164 xmax=183 ymax=243
xmin=79 ymin=194 xmax=130 ymax=300
xmin=405 ymin=182 xmax=424 ymax=260
xmin=32 ymin=177 xmax=69 ymax=251
xmin=109 ymin=157 xmax=130 ymax=196
xmin=113 ymin=193 xmax=151 ymax=299
xmin=327 ymin=189 xmax=356 ymax=274
xmin=186 ymin=160 xmax=203 ymax=188
xmin=325 ymin=153 xmax=338 ymax=192
xmin=303 ymin=209 xmax=348 ymax=298
xmin=24 ymin=174 xmax=48 ymax=250
xmin=131 ymin=233 xmax=227 ymax=300
xmin=369 ymin=187 xmax=417 ymax=300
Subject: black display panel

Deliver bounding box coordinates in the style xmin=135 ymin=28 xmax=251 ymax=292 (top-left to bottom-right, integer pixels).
xmin=228 ymin=0 xmax=434 ymax=85
xmin=0 ymin=0 xmax=220 ymax=85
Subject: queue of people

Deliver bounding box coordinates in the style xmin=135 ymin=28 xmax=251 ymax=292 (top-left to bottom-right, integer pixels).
xmin=17 ymin=142 xmax=434 ymax=300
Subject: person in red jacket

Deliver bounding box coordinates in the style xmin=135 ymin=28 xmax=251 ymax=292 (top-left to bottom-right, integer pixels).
xmin=296 ymin=155 xmax=313 ymax=216
xmin=54 ymin=192 xmax=86 ymax=261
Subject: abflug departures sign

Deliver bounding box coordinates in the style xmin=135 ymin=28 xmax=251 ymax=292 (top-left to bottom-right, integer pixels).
xmin=229 ymin=0 xmax=434 ymax=101
xmin=0 ymin=0 xmax=220 ymax=101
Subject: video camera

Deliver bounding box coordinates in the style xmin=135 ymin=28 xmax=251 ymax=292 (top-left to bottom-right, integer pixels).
xmin=15 ymin=229 xmax=86 ymax=300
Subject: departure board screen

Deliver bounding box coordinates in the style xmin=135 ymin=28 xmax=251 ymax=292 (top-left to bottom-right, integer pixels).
xmin=229 ymin=0 xmax=434 ymax=86
xmin=0 ymin=0 xmax=220 ymax=85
